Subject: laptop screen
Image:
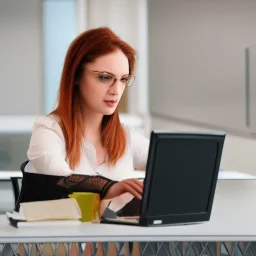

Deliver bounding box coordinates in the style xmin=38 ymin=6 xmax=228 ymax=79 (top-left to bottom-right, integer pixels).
xmin=144 ymin=133 xmax=224 ymax=218
xmin=100 ymin=132 xmax=225 ymax=226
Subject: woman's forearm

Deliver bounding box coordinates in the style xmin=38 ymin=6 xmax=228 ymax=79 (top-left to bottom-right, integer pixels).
xmin=57 ymin=174 xmax=117 ymax=199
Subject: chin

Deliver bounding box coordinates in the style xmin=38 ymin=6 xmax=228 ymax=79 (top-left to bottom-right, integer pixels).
xmin=94 ymin=104 xmax=118 ymax=115
xmin=103 ymin=110 xmax=116 ymax=116
xmin=100 ymin=107 xmax=117 ymax=116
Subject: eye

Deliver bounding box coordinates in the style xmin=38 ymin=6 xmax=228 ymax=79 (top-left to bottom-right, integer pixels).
xmin=98 ymin=74 xmax=113 ymax=83
xmin=121 ymin=77 xmax=129 ymax=83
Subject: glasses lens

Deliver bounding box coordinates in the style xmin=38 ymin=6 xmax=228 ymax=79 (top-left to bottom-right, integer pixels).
xmin=98 ymin=73 xmax=114 ymax=85
xmin=127 ymin=76 xmax=135 ymax=87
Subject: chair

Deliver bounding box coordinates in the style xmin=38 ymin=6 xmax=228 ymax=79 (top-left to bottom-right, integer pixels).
xmin=10 ymin=176 xmax=22 ymax=206
xmin=12 ymin=160 xmax=28 ymax=211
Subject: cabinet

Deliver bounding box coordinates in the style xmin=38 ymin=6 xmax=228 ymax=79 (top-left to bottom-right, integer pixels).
xmin=148 ymin=0 xmax=256 ymax=134
xmin=0 ymin=0 xmax=43 ymax=115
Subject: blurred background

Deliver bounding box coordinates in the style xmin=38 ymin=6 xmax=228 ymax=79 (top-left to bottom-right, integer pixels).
xmin=1 ymin=0 xmax=256 ymax=212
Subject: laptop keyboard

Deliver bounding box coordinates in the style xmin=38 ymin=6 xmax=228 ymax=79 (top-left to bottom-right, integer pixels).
xmin=116 ymin=216 xmax=140 ymax=223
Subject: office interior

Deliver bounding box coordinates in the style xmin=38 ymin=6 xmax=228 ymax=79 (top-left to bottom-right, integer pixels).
xmin=1 ymin=0 xmax=256 ymax=218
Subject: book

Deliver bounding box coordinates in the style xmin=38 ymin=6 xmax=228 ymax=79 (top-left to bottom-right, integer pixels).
xmin=7 ymin=218 xmax=81 ymax=228
xmin=6 ymin=198 xmax=82 ymax=228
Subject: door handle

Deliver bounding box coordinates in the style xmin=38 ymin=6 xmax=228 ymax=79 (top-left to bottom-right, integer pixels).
xmin=245 ymin=47 xmax=250 ymax=127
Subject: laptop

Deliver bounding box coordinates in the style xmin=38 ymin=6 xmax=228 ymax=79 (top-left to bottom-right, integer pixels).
xmin=101 ymin=131 xmax=226 ymax=226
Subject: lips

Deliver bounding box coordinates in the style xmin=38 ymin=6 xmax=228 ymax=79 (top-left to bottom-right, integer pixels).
xmin=105 ymin=100 xmax=117 ymax=103
xmin=104 ymin=100 xmax=117 ymax=107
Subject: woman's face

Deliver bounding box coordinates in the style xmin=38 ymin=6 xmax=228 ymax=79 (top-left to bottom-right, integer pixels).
xmin=79 ymin=50 xmax=130 ymax=116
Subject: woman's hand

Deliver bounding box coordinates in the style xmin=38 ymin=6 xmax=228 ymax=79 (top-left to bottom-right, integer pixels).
xmin=104 ymin=178 xmax=143 ymax=200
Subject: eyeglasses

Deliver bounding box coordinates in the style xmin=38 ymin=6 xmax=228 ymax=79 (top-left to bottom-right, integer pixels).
xmin=87 ymin=70 xmax=135 ymax=87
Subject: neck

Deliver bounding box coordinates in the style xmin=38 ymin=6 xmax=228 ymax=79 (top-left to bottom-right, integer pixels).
xmin=83 ymin=107 xmax=104 ymax=142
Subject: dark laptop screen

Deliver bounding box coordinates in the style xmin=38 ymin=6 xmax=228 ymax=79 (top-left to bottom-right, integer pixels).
xmin=147 ymin=137 xmax=219 ymax=216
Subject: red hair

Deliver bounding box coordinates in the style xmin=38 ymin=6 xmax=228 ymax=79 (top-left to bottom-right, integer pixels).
xmin=51 ymin=27 xmax=136 ymax=170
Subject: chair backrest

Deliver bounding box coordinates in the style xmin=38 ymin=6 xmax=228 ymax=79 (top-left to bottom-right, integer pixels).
xmin=10 ymin=177 xmax=22 ymax=206
xmin=14 ymin=160 xmax=29 ymax=211
xmin=20 ymin=160 xmax=29 ymax=174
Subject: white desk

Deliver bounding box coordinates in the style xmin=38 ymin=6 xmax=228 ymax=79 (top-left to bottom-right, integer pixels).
xmin=0 ymin=116 xmax=35 ymax=134
xmin=0 ymin=180 xmax=256 ymax=243
xmin=0 ymin=171 xmax=22 ymax=180
xmin=132 ymin=170 xmax=256 ymax=180
xmin=218 ymin=170 xmax=256 ymax=179
xmin=0 ymin=179 xmax=255 ymax=255
xmin=0 ymin=170 xmax=255 ymax=182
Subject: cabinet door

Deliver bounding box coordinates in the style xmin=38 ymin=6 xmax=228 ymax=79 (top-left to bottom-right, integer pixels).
xmin=248 ymin=45 xmax=256 ymax=132
xmin=148 ymin=0 xmax=256 ymax=133
xmin=0 ymin=0 xmax=43 ymax=115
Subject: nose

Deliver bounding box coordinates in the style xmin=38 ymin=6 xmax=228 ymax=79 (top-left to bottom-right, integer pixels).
xmin=108 ymin=79 xmax=123 ymax=95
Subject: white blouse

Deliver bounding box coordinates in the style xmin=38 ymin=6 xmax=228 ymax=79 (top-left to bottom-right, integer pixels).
xmin=25 ymin=115 xmax=149 ymax=178
xmin=25 ymin=115 xmax=149 ymax=211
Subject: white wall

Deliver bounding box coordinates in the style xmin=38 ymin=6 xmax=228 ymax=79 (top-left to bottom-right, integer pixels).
xmin=151 ymin=116 xmax=256 ymax=175
xmin=0 ymin=0 xmax=43 ymax=115
xmin=148 ymin=0 xmax=256 ymax=175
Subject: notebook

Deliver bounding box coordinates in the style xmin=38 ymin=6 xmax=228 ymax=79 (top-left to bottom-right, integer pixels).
xmin=6 ymin=198 xmax=82 ymax=228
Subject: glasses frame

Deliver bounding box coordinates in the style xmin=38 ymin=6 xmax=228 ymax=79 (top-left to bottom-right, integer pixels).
xmin=87 ymin=69 xmax=135 ymax=87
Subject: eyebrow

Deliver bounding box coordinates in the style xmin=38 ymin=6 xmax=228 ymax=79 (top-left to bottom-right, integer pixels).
xmin=92 ymin=70 xmax=130 ymax=77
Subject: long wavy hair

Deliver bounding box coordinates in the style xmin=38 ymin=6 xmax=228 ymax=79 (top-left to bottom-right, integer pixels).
xmin=51 ymin=27 xmax=136 ymax=169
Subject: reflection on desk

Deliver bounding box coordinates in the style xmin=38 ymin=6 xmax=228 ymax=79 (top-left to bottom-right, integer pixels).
xmin=134 ymin=170 xmax=256 ymax=180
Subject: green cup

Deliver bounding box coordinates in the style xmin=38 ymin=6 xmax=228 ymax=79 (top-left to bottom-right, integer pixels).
xmin=68 ymin=192 xmax=100 ymax=222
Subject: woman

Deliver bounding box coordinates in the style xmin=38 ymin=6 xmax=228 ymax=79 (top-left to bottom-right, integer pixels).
xmin=20 ymin=27 xmax=149 ymax=214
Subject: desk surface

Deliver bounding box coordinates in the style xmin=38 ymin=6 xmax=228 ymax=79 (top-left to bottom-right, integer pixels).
xmin=0 ymin=170 xmax=256 ymax=181
xmin=0 ymin=171 xmax=22 ymax=180
xmin=0 ymin=180 xmax=256 ymax=243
